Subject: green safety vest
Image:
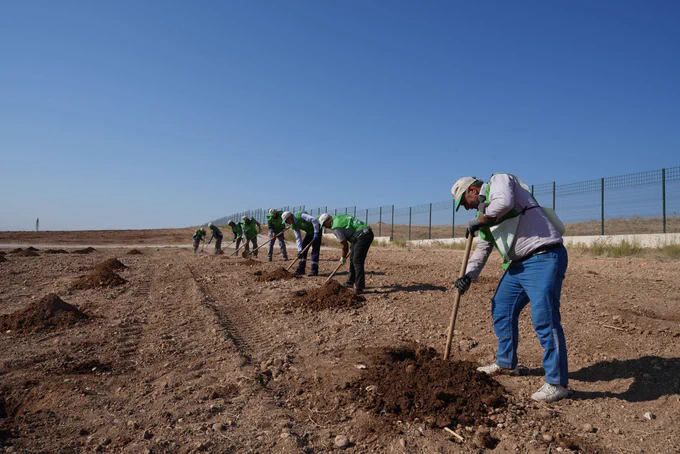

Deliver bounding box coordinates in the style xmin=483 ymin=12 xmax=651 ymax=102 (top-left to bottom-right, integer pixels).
xmin=267 ymin=211 xmax=285 ymax=231
xmin=331 ymin=214 xmax=368 ymax=232
xmin=193 ymin=229 xmax=205 ymax=241
xmin=230 ymin=224 xmax=242 ymax=237
xmin=291 ymin=211 xmax=314 ymax=235
xmin=241 ymin=220 xmax=258 ymax=238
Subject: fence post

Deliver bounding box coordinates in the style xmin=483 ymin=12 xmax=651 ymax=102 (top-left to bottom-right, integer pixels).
xmin=662 ymin=168 xmax=667 ymax=234
xmin=452 ymin=200 xmax=455 ymax=238
xmin=601 ymin=178 xmax=605 ymax=235
xmin=353 ymin=207 xmax=356 ymax=218
xmin=334 ymin=208 xmax=337 ymax=216
xmin=428 ymin=203 xmax=432 ymax=239
xmin=391 ymin=205 xmax=394 ymax=240
xmin=408 ymin=207 xmax=412 ymax=241
xmin=365 ymin=209 xmax=368 ymax=225
xmin=379 ymin=207 xmax=382 ymax=236
xmin=552 ymin=182 xmax=556 ymax=210
xmin=345 ymin=207 xmax=348 ymax=214
xmin=531 ymin=184 xmax=534 ymax=196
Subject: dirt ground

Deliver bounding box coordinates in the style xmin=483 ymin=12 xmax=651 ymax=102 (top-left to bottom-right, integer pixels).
xmin=0 ymin=232 xmax=679 ymax=453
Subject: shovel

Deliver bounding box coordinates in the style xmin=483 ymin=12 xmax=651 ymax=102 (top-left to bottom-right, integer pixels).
xmin=243 ymin=228 xmax=289 ymax=258
xmin=443 ymin=233 xmax=475 ymax=360
xmin=323 ymin=251 xmax=351 ymax=285
xmin=285 ymin=240 xmax=314 ymax=272
xmin=229 ymin=237 xmax=250 ymax=257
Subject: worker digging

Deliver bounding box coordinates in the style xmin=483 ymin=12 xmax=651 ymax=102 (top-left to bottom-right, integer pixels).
xmin=282 ymin=210 xmax=322 ymax=276
xmin=452 ymin=173 xmax=569 ymax=403
xmin=192 ymin=226 xmax=206 ymax=255
xmin=206 ymin=222 xmax=224 ymax=255
xmin=319 ymin=212 xmax=374 ymax=295
xmin=240 ymin=216 xmax=262 ymax=257
xmin=266 ymin=208 xmax=289 ymax=261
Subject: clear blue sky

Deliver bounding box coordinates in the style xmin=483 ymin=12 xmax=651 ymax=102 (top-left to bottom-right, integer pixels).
xmin=1 ymin=0 xmax=678 ymax=230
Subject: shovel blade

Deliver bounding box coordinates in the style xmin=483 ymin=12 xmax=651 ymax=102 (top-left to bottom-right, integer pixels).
xmin=241 ymin=250 xmax=249 ymax=258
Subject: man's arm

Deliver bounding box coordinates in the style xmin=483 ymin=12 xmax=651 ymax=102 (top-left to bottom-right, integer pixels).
xmin=293 ymin=229 xmax=303 ymax=250
xmin=301 ymin=213 xmax=321 ymax=234
xmin=465 ymin=237 xmax=494 ymax=281
xmin=480 ymin=174 xmax=515 ymax=224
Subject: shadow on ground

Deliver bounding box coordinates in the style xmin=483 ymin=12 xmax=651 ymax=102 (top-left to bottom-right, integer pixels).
xmin=524 ymin=356 xmax=680 ymax=402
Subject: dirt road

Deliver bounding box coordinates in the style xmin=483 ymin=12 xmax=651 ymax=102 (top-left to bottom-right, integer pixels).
xmin=1 ymin=235 xmax=679 ymax=453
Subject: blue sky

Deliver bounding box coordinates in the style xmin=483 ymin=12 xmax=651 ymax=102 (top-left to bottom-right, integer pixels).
xmin=1 ymin=1 xmax=679 ymax=230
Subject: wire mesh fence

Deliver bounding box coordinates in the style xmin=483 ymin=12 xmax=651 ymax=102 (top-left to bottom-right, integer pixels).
xmin=212 ymin=166 xmax=680 ymax=239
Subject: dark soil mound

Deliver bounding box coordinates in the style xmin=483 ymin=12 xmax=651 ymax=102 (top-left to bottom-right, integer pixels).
xmin=238 ymin=258 xmax=260 ymax=266
xmin=352 ymin=346 xmax=507 ymax=429
xmin=9 ymin=248 xmax=23 ymax=254
xmin=71 ymin=247 xmax=96 ymax=254
xmin=254 ymin=267 xmax=293 ymax=282
xmin=16 ymin=249 xmax=39 ymax=257
xmin=94 ymin=258 xmax=127 ymax=272
xmin=44 ymin=249 xmax=69 ymax=254
xmin=290 ymin=280 xmax=364 ymax=311
xmin=0 ymin=256 xmax=7 ymax=263
xmin=72 ymin=268 xmax=126 ymax=289
xmin=26 ymin=247 xmax=39 ymax=252
xmin=0 ymin=251 xmax=6 ymax=255
xmin=127 ymin=249 xmax=143 ymax=255
xmin=0 ymin=293 xmax=88 ymax=333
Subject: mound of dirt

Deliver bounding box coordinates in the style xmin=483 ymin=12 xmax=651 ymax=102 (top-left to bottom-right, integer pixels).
xmin=254 ymin=268 xmax=293 ymax=282
xmin=238 ymin=258 xmax=260 ymax=266
xmin=26 ymin=247 xmax=39 ymax=252
xmin=290 ymin=280 xmax=364 ymax=311
xmin=0 ymin=293 xmax=88 ymax=333
xmin=8 ymin=248 xmax=23 ymax=254
xmin=0 ymin=256 xmax=7 ymax=263
xmin=71 ymin=247 xmax=96 ymax=254
xmin=15 ymin=249 xmax=39 ymax=257
xmin=352 ymin=346 xmax=506 ymax=429
xmin=127 ymin=249 xmax=143 ymax=255
xmin=0 ymin=251 xmax=6 ymax=255
xmin=72 ymin=268 xmax=126 ymax=290
xmin=94 ymin=258 xmax=127 ymax=272
xmin=44 ymin=249 xmax=69 ymax=254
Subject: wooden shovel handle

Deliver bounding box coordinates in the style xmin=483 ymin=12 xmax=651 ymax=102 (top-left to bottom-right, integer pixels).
xmin=285 ymin=239 xmax=314 ymax=271
xmin=443 ymin=234 xmax=475 ymax=360
xmin=323 ymin=251 xmax=351 ymax=285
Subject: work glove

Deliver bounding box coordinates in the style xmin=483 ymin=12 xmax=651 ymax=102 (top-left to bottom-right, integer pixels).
xmin=339 ymin=256 xmax=346 ymax=265
xmin=455 ymin=276 xmax=472 ymax=294
xmin=466 ymin=217 xmax=483 ymax=238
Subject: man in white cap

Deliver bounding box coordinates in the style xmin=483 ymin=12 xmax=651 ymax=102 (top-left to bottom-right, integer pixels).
xmin=319 ymin=213 xmax=373 ymax=294
xmin=206 ymin=222 xmax=224 ymax=255
xmin=266 ymin=209 xmax=289 ymax=261
xmin=451 ymin=173 xmax=569 ymax=403
xmin=282 ymin=210 xmax=322 ymax=276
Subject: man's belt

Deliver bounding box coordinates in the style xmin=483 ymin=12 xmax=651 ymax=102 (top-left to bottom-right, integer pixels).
xmin=520 ymin=242 xmax=562 ymax=261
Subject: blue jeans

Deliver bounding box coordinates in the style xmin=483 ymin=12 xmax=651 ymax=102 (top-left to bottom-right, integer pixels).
xmin=491 ymin=245 xmax=569 ymax=386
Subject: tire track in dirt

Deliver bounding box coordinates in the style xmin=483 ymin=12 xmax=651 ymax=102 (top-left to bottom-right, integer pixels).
xmin=186 ymin=265 xmax=268 ymax=363
xmin=116 ymin=271 xmax=152 ymax=367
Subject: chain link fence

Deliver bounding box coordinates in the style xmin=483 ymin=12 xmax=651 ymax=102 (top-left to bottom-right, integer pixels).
xmin=211 ymin=166 xmax=680 ymax=240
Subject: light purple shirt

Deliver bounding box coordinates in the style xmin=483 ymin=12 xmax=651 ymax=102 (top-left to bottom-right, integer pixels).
xmin=465 ymin=174 xmax=563 ymax=281
xmin=293 ymin=212 xmax=320 ymax=251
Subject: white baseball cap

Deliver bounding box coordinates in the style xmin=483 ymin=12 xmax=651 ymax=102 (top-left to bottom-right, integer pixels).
xmin=451 ymin=176 xmax=477 ymax=211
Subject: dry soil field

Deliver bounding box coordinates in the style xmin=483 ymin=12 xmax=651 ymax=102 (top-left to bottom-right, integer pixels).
xmin=0 ymin=231 xmax=679 ymax=453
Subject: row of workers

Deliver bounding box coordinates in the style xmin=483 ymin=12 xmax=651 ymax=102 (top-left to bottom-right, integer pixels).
xmin=192 ymin=210 xmax=374 ymax=294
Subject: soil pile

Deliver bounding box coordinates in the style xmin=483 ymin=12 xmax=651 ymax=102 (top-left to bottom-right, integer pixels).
xmin=94 ymin=258 xmax=127 ymax=272
xmin=26 ymin=247 xmax=39 ymax=252
xmin=127 ymin=249 xmax=143 ymax=255
xmin=238 ymin=258 xmax=260 ymax=266
xmin=0 ymin=251 xmax=6 ymax=255
xmin=254 ymin=268 xmax=293 ymax=282
xmin=44 ymin=249 xmax=69 ymax=254
xmin=352 ymin=346 xmax=506 ymax=429
xmin=8 ymin=248 xmax=23 ymax=254
xmin=71 ymin=247 xmax=96 ymax=254
xmin=72 ymin=268 xmax=126 ymax=289
xmin=290 ymin=280 xmax=364 ymax=311
xmin=0 ymin=256 xmax=6 ymax=263
xmin=0 ymin=293 xmax=88 ymax=333
xmin=16 ymin=249 xmax=39 ymax=257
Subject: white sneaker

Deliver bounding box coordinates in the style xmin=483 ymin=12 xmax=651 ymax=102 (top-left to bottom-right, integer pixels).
xmin=477 ymin=363 xmax=519 ymax=376
xmin=531 ymin=382 xmax=568 ymax=403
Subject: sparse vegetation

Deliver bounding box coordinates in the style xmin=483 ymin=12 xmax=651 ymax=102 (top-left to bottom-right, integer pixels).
xmin=568 ymin=240 xmax=680 ymax=260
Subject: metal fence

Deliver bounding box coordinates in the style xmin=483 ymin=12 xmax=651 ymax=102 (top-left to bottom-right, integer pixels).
xmin=211 ymin=166 xmax=680 ymax=240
